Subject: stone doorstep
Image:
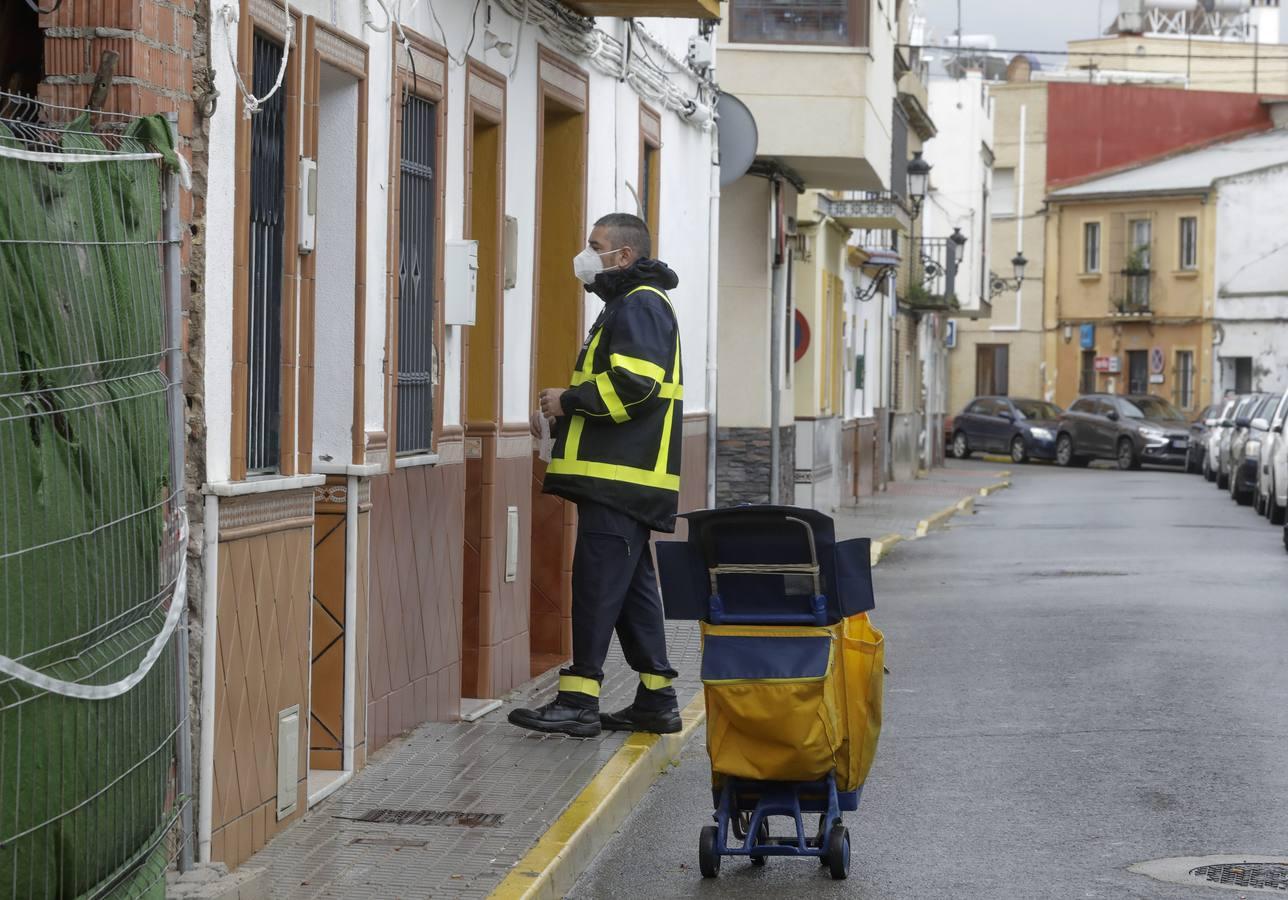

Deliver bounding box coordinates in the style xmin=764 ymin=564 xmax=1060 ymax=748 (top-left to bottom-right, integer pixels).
xmin=166 ymin=863 xmax=268 ymax=900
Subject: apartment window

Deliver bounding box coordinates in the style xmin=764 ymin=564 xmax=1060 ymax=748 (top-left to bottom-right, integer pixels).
xmin=1176 ymin=350 xmax=1194 ymax=409
xmin=640 ymin=106 xmax=662 ymax=241
xmin=1234 ymin=356 xmax=1253 ymax=394
xmin=730 ymin=0 xmax=871 ymax=47
xmin=1128 ymin=218 xmax=1152 ymax=269
xmin=247 ymin=33 xmax=288 ymax=473
xmin=1080 ymin=349 xmax=1097 ymax=394
xmin=975 ymin=344 xmax=1009 ymax=396
xmin=1179 ymin=216 xmax=1198 ymax=270
xmin=1083 ymin=221 xmax=1101 ymax=274
xmin=395 ymin=93 xmax=440 ymax=455
xmin=992 ymin=167 xmax=1016 ymax=217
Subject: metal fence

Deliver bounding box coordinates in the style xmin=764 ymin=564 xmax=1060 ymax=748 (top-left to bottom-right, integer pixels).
xmin=0 ymin=91 xmax=190 ymax=898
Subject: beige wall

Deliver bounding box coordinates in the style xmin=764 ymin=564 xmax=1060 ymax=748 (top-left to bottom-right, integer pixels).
xmin=949 ymin=80 xmax=1049 ymax=411
xmin=1068 ymin=36 xmax=1288 ymax=93
xmin=718 ymin=176 xmax=796 ymax=429
xmin=793 ymin=196 xmax=848 ymax=419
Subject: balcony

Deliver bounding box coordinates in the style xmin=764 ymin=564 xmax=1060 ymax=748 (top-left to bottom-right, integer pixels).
xmin=818 ymin=192 xmax=911 ymax=233
xmin=1111 ymin=270 xmax=1153 ymax=318
xmin=718 ymin=6 xmax=892 ymax=191
xmin=902 ymin=237 xmax=962 ymax=313
xmin=564 ymin=0 xmax=720 ymax=18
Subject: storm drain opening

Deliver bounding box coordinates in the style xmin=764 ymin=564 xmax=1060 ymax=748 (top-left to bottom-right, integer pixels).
xmin=1131 ymin=856 xmax=1288 ymax=894
xmin=339 ymin=808 xmax=505 ymax=828
xmin=1191 ymin=863 xmax=1288 ymax=892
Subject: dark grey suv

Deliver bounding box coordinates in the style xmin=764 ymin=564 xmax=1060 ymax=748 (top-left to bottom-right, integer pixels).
xmin=1056 ymin=394 xmax=1190 ymax=470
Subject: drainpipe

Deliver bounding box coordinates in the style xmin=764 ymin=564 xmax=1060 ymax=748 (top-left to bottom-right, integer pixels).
xmin=705 ymin=167 xmax=720 ymax=509
xmin=197 ymin=493 xmax=219 ymax=863
xmin=992 ymin=103 xmax=1026 ymax=333
xmin=768 ymin=179 xmax=783 ymax=504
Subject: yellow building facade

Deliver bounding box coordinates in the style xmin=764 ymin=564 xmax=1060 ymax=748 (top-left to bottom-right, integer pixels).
xmin=1044 ymin=193 xmax=1214 ymax=411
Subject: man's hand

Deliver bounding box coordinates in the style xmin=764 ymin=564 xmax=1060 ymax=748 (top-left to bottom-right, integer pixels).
xmin=539 ymin=388 xmax=568 ymax=421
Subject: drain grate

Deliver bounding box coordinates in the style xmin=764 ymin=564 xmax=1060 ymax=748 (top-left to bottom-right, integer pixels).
xmin=343 ymin=808 xmax=505 ymax=828
xmin=1191 ymin=863 xmax=1288 ymax=891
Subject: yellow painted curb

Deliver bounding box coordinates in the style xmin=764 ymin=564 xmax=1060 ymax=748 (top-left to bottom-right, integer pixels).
xmin=869 ymin=533 xmax=903 ymax=566
xmin=979 ymin=479 xmax=1012 ymax=497
xmin=490 ymin=692 xmax=707 ymax=900
xmin=956 ymin=496 xmax=975 ymax=514
xmin=915 ymin=501 xmax=959 ymax=538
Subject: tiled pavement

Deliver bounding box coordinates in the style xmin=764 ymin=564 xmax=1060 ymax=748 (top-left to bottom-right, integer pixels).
xmin=246 ymin=460 xmax=1011 ymax=899
xmin=833 ymin=459 xmax=1012 ymax=541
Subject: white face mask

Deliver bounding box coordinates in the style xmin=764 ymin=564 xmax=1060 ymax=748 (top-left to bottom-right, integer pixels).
xmin=573 ymin=246 xmax=625 ymax=285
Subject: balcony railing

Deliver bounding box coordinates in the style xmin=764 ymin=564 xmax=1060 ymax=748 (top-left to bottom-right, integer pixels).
xmin=1111 ymin=270 xmax=1152 ymax=316
xmin=818 ymin=191 xmax=912 ymax=234
xmin=903 ymin=236 xmax=961 ymax=312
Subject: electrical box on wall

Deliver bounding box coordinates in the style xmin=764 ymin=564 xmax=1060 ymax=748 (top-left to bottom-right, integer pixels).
xmin=298 ymin=158 xmax=317 ymax=254
xmin=445 ymin=239 xmax=478 ymax=326
xmin=503 ymin=215 xmax=518 ymax=290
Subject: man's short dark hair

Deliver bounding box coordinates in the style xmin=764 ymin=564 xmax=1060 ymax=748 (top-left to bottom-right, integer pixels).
xmin=595 ymin=213 xmax=652 ymax=259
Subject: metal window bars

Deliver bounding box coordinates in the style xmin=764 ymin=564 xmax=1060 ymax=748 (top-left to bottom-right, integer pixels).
xmin=247 ymin=34 xmax=287 ymax=474
xmin=396 ymin=93 xmax=438 ymax=456
xmin=0 ymin=89 xmax=191 ymax=896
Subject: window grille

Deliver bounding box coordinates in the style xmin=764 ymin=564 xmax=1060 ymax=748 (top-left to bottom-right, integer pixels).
xmin=396 ymin=94 xmax=438 ymax=455
xmin=247 ymin=33 xmax=288 ymax=473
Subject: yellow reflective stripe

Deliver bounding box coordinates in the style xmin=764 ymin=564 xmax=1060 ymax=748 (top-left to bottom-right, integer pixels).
xmin=558 ymin=675 xmax=601 ymax=698
xmin=546 ymin=457 xmax=681 ymax=491
xmin=564 ymin=414 xmax=586 ymax=458
xmin=595 ymin=372 xmax=630 ymax=423
xmin=570 ymin=371 xmax=591 ymax=387
xmin=579 ymin=328 xmax=604 ymax=377
xmin=640 ymin=673 xmax=673 ymax=691
xmin=610 ymin=353 xmax=666 ymax=383
xmin=658 ymin=383 xmax=683 ymax=400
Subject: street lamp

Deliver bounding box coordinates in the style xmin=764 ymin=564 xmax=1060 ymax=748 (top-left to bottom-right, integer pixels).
xmin=907 ymin=151 xmax=931 ymax=219
xmin=989 ymin=251 xmax=1029 ymax=298
xmin=855 ymin=247 xmax=901 ymax=302
xmin=950 ymin=227 xmax=968 ymax=264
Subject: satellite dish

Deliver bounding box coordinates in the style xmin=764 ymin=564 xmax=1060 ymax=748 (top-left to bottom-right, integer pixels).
xmin=716 ymin=92 xmax=758 ymax=188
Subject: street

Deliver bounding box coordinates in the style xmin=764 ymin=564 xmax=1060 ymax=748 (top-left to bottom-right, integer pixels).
xmin=572 ymin=462 xmax=1288 ymax=898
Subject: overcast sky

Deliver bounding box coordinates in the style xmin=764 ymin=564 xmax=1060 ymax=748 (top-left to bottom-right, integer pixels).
xmin=915 ymin=0 xmax=1116 ymax=53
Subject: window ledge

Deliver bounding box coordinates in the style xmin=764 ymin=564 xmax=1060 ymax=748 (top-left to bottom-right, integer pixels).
xmin=1173 ymin=269 xmax=1200 ymax=279
xmin=203 ymin=473 xmax=327 ymax=497
xmin=1078 ymin=272 xmax=1102 ymax=281
xmin=395 ymin=452 xmax=441 ymax=469
xmin=313 ymin=461 xmax=387 ymax=477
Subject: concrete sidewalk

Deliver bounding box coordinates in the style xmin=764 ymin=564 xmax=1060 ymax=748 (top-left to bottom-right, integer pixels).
xmin=240 ymin=461 xmax=1011 ymax=899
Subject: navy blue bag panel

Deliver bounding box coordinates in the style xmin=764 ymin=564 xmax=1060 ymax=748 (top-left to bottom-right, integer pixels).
xmin=833 ymin=537 xmax=875 ymax=615
xmin=656 ymin=540 xmax=709 ymax=620
xmin=701 ymin=634 xmax=831 ymax=682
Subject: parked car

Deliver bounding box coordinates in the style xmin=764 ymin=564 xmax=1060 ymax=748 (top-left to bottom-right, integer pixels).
xmin=1055 ymin=394 xmax=1190 ymax=470
xmin=950 ymin=396 xmax=1064 ymax=464
xmin=1186 ymin=403 xmax=1222 ymax=474
xmin=1229 ymin=393 xmax=1279 ymax=505
xmin=1256 ymin=388 xmax=1288 ymax=524
xmin=1204 ymin=396 xmax=1242 ymax=484
xmin=1215 ymin=393 xmax=1272 ymax=490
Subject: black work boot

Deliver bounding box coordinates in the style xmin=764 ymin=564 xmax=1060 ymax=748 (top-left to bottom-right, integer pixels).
xmin=508 ymin=696 xmax=602 ymax=738
xmin=600 ymin=704 xmax=682 ymax=734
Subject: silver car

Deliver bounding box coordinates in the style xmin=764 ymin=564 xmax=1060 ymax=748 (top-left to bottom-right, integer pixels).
xmin=1204 ymin=396 xmax=1241 ymax=485
xmin=1259 ymin=388 xmax=1288 ymax=525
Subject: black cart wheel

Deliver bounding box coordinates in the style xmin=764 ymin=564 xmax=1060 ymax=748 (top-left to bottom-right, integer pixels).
xmin=826 ymin=825 xmax=850 ymax=880
xmin=699 ymin=825 xmax=721 ymax=878
xmin=750 ymin=819 xmax=769 ymax=866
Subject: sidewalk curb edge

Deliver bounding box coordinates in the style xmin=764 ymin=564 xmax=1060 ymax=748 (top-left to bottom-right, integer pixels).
xmin=489 ymin=692 xmax=707 ymax=900
xmin=870 ymin=533 xmax=903 ymax=566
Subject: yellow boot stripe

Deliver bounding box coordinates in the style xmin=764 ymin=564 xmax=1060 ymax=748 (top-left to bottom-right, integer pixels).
xmin=639 ymin=673 xmax=673 ymax=691
xmin=558 ymin=675 xmax=601 ymax=698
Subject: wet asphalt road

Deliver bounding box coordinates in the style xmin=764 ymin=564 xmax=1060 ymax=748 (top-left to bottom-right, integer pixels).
xmin=571 ymin=461 xmax=1288 ymax=899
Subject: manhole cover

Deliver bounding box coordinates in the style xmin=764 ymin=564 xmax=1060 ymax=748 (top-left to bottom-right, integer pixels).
xmin=340 ymin=808 xmax=504 ymax=828
xmin=1132 ymin=856 xmax=1288 ymax=894
xmin=1192 ymin=863 xmax=1288 ymax=891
